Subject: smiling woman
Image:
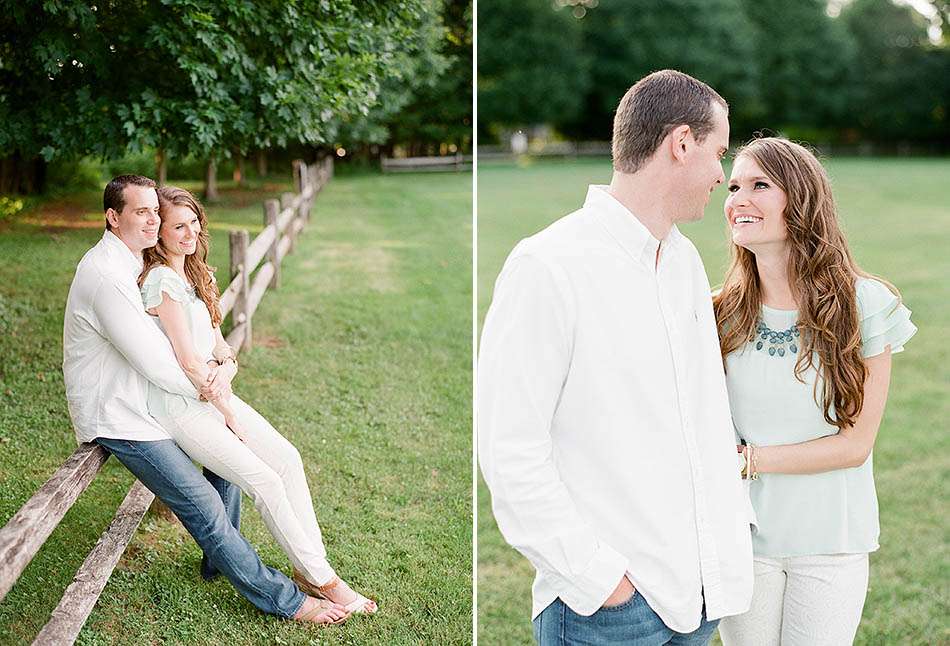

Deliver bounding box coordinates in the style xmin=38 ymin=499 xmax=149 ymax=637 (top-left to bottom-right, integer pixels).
xmin=725 ymin=159 xmax=789 ymax=253
xmin=714 ymin=137 xmax=917 ymax=646
xmin=138 ymin=185 xmax=376 ymax=622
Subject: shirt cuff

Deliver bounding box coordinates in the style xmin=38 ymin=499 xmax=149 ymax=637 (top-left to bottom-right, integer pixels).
xmin=556 ymin=541 xmax=629 ymax=616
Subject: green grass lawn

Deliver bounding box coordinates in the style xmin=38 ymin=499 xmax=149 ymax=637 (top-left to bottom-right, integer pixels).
xmin=0 ymin=169 xmax=473 ymax=644
xmin=476 ymin=157 xmax=950 ymax=645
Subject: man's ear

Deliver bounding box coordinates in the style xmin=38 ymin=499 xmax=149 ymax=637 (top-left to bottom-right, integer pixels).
xmin=669 ymin=124 xmax=691 ymax=164
xmin=105 ymin=208 xmax=120 ymax=229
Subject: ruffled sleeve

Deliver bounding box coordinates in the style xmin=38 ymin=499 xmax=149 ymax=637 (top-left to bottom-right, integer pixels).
xmin=857 ymin=278 xmax=917 ymax=358
xmin=141 ymin=266 xmax=190 ymax=310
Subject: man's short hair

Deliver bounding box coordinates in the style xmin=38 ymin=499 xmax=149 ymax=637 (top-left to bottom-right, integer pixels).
xmin=103 ymin=175 xmax=157 ymax=230
xmin=611 ymin=69 xmax=728 ymax=174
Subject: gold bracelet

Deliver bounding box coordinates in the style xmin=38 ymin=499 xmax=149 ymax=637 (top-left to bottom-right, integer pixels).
xmin=749 ymin=444 xmax=759 ymax=480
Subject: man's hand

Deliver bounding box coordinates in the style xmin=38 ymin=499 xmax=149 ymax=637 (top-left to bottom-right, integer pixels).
xmin=602 ymin=576 xmax=636 ymax=608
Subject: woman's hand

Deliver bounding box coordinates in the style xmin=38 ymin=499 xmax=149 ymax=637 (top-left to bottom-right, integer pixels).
xmin=197 ymin=365 xmax=216 ymax=402
xmin=225 ymin=415 xmax=248 ymax=443
xmin=205 ymin=360 xmax=236 ymax=401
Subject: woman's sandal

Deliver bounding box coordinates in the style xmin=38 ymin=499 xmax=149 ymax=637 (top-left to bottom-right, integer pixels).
xmin=294 ymin=596 xmax=349 ymax=625
xmin=293 ymin=568 xmax=378 ymax=615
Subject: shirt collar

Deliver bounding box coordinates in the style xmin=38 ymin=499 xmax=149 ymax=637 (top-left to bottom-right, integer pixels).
xmin=102 ymin=229 xmax=144 ymax=276
xmin=584 ymin=185 xmax=682 ymax=269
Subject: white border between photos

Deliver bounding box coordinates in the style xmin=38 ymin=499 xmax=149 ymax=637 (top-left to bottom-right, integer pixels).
xmin=471 ymin=1 xmax=479 ymax=643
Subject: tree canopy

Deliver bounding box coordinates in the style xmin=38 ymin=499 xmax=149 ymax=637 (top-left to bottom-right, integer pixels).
xmin=385 ymin=0 xmax=472 ymax=155
xmin=0 ymin=0 xmax=453 ymax=192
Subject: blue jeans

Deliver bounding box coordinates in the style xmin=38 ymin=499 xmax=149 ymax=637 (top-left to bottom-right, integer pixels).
xmin=534 ymin=594 xmax=719 ymax=645
xmin=199 ymin=464 xmax=241 ymax=581
xmin=96 ymin=438 xmax=305 ymax=618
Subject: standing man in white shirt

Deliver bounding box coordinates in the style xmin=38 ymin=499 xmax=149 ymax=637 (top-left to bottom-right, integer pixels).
xmin=478 ymin=70 xmax=755 ymax=644
xmin=63 ymin=175 xmax=335 ymax=622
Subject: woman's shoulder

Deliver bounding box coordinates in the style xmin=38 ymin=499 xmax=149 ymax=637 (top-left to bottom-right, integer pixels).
xmin=141 ymin=265 xmax=190 ymax=308
xmin=854 ymin=276 xmax=901 ymax=317
xmin=854 ymin=276 xmax=916 ymax=358
xmin=142 ymin=264 xmax=184 ymax=287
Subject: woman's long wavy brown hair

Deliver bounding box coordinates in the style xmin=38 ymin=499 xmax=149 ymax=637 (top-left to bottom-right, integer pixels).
xmin=712 ymin=137 xmax=897 ymax=430
xmin=138 ymin=186 xmax=222 ymax=327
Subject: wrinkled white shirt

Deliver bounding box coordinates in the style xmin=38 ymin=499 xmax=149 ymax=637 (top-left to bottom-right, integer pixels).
xmin=63 ymin=231 xmax=197 ymax=443
xmin=478 ymin=185 xmax=754 ymax=632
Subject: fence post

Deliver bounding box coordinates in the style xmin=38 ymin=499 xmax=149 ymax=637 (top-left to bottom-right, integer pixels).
xmin=307 ymin=166 xmax=318 ymax=220
xmin=293 ymin=159 xmax=305 ymax=195
xmin=264 ymin=199 xmax=280 ymax=289
xmin=294 ymin=160 xmax=310 ymax=223
xmin=280 ymin=192 xmax=296 ymax=254
xmin=229 ymin=229 xmax=252 ymax=351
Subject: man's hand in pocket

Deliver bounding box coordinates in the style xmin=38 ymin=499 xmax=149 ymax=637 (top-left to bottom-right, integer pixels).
xmin=602 ymin=576 xmax=636 ymax=608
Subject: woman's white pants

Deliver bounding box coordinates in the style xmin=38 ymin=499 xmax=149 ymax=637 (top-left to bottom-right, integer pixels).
xmin=719 ymin=553 xmax=869 ymax=646
xmin=155 ymin=395 xmax=336 ymax=586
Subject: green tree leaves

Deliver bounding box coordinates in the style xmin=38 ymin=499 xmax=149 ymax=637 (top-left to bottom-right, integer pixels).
xmin=0 ymin=0 xmax=451 ymax=191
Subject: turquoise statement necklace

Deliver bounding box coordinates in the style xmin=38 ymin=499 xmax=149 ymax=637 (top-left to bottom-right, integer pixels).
xmin=755 ymin=321 xmax=800 ymax=357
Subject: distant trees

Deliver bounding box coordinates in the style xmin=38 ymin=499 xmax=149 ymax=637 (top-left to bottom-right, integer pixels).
xmin=385 ymin=0 xmax=473 ymax=156
xmin=738 ymin=0 xmax=857 ymax=137
xmin=0 ymin=0 xmax=460 ymax=195
xmin=477 ymin=0 xmax=590 ymax=137
xmin=558 ymin=0 xmax=760 ymax=141
xmin=841 ymin=0 xmax=950 ymax=142
xmin=478 ymin=0 xmax=950 ymax=148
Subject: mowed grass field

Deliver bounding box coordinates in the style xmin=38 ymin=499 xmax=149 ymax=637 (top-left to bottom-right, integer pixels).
xmin=0 ymin=170 xmax=472 ymax=644
xmin=476 ymin=157 xmax=950 ymax=645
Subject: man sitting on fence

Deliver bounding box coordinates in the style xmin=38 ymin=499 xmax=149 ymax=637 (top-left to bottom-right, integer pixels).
xmin=62 ymin=174 xmax=332 ymax=622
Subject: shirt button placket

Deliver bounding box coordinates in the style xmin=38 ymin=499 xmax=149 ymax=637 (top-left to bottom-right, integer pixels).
xmin=659 ymin=268 xmax=723 ymax=612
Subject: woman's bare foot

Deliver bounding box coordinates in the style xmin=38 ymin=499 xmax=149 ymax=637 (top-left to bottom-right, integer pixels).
xmin=319 ymin=577 xmax=378 ymax=614
xmin=293 ymin=569 xmax=378 ymax=614
xmin=293 ymin=596 xmax=349 ymax=624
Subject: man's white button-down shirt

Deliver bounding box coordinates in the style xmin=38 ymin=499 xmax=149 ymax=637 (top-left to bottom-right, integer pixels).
xmin=63 ymin=231 xmax=198 ymax=443
xmin=478 ymin=186 xmax=754 ymax=632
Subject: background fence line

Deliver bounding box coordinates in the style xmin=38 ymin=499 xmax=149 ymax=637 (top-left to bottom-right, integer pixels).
xmin=381 ymin=153 xmax=472 ymax=173
xmin=477 ymin=140 xmax=950 ymax=161
xmin=0 ymin=156 xmax=333 ymax=645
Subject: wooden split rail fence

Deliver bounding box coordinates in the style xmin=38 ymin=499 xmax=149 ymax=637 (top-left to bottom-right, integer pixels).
xmin=0 ymin=156 xmax=333 ymax=645
xmin=380 ymin=153 xmax=472 ymax=173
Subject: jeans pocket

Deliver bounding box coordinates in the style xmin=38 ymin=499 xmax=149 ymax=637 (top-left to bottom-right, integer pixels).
xmin=563 ymin=591 xmax=663 ymax=645
xmin=599 ymin=589 xmax=638 ymax=613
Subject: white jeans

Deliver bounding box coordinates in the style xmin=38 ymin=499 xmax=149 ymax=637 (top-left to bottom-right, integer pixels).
xmin=719 ymin=553 xmax=869 ymax=646
xmin=154 ymin=394 xmax=336 ymax=586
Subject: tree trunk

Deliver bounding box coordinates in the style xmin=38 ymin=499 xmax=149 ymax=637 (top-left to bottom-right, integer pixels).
xmin=0 ymin=152 xmax=47 ymax=195
xmin=232 ymin=151 xmax=244 ymax=186
xmin=255 ymin=149 xmax=267 ymax=177
xmin=155 ymin=148 xmax=167 ymax=185
xmin=203 ymin=158 xmax=219 ymax=202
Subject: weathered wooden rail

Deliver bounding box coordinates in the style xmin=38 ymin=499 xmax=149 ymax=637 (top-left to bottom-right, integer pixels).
xmin=0 ymin=156 xmax=332 ymax=645
xmin=381 ymin=153 xmax=472 ymax=173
